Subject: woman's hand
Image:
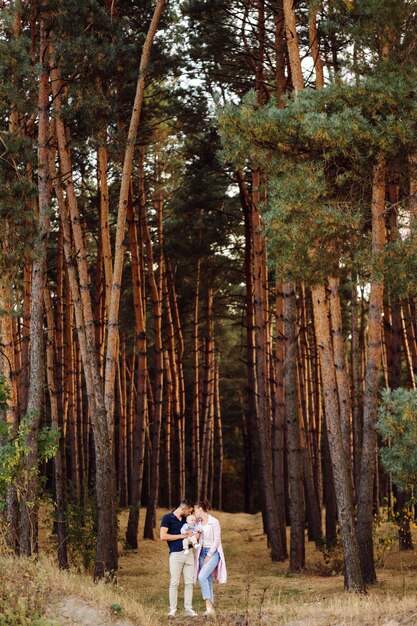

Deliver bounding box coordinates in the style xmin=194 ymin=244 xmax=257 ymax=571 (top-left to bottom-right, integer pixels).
xmin=203 ymin=555 xmax=211 ymax=565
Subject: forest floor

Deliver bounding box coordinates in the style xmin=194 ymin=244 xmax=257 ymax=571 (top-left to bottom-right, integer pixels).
xmin=3 ymin=508 xmax=417 ymax=625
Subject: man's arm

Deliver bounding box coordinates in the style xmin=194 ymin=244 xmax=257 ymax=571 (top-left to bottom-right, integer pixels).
xmin=160 ymin=526 xmax=193 ymax=541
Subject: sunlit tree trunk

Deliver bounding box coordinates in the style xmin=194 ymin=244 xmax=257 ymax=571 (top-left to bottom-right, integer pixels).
xmin=214 ymin=357 xmax=223 ymax=510
xmin=312 ymin=283 xmax=364 ymax=592
xmin=351 ymin=278 xmax=363 ymax=497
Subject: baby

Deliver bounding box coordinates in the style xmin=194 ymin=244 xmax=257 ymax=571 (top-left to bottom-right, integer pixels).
xmin=181 ymin=514 xmax=203 ymax=555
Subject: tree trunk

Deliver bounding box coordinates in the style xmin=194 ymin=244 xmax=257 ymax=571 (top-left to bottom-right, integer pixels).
xmin=252 ymin=170 xmax=286 ymax=562
xmin=273 ymin=280 xmax=288 ymax=556
xmin=125 ymin=149 xmax=148 ymax=548
xmin=143 ymin=186 xmax=164 ymax=540
xmin=351 ymin=278 xmax=363 ymax=497
xmin=20 ymin=15 xmax=51 ymax=555
xmin=192 ymin=259 xmax=201 ymax=499
xmin=44 ymin=287 xmax=68 ymax=569
xmin=238 ymin=170 xmax=257 ymax=515
xmin=214 ymin=357 xmax=223 ymax=510
xmin=200 ymin=287 xmax=215 ymax=500
xmin=312 ymin=283 xmax=364 ymax=592
xmin=357 ymin=156 xmax=386 ymax=585
xmin=284 ymin=281 xmax=305 ymax=570
xmin=104 ymin=0 xmax=165 ymax=429
xmin=328 ymin=277 xmax=352 ymax=467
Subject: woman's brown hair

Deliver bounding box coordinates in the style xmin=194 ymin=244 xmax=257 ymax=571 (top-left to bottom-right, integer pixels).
xmin=195 ymin=498 xmax=211 ymax=512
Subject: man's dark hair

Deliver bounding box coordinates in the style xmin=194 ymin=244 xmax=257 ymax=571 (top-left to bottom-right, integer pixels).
xmin=180 ymin=498 xmax=194 ymax=508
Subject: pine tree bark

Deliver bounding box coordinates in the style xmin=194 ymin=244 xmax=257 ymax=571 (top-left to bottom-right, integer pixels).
xmin=1 ymin=276 xmax=19 ymax=551
xmin=44 ymin=286 xmax=68 ymax=569
xmin=351 ymin=279 xmax=363 ymax=497
xmin=20 ymin=15 xmax=51 ymax=555
xmin=200 ymin=287 xmax=215 ymax=500
xmin=192 ymin=259 xmax=201 ymax=499
xmin=357 ymin=156 xmax=386 ymax=585
xmin=273 ymin=280 xmax=288 ymax=556
xmin=214 ymin=358 xmax=223 ymax=510
xmin=312 ymin=283 xmax=364 ymax=592
xmin=166 ymin=261 xmax=186 ymax=501
xmin=238 ymin=171 xmax=257 ymax=515
xmin=49 ymin=80 xmax=118 ymax=577
xmin=104 ymin=0 xmax=165 ymax=428
xmin=143 ymin=187 xmax=164 ymax=540
xmin=328 ymin=277 xmax=352 ymax=466
xmin=252 ymin=170 xmax=285 ymax=560
xmin=125 ymin=150 xmax=148 ymax=548
xmin=284 ymin=281 xmax=305 ymax=569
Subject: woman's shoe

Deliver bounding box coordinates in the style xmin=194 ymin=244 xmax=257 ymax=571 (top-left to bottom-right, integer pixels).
xmin=204 ymin=607 xmax=216 ymax=617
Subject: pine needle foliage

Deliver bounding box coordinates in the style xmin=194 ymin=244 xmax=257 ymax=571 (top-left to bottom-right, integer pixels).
xmin=376 ymin=387 xmax=417 ymax=491
xmin=218 ymin=67 xmax=417 ymax=283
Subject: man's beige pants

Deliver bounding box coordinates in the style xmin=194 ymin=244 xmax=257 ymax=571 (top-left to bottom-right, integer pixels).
xmin=169 ymin=550 xmax=194 ymax=612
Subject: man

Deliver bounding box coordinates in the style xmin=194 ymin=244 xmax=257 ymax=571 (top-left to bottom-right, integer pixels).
xmin=160 ymin=498 xmax=198 ymax=617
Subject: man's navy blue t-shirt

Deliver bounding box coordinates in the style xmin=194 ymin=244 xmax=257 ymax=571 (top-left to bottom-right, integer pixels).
xmin=161 ymin=511 xmax=187 ymax=553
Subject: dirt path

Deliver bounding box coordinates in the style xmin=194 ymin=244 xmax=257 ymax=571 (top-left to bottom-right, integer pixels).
xmin=46 ymin=595 xmax=137 ymax=626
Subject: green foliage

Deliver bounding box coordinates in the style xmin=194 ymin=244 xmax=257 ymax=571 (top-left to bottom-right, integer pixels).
xmin=376 ymin=387 xmax=417 ymax=490
xmin=372 ymin=506 xmax=399 ymax=567
xmin=316 ymin=534 xmax=345 ymax=576
xmin=63 ymin=489 xmax=98 ymax=572
xmin=218 ymin=68 xmax=417 ymax=284
xmin=0 ymin=409 xmax=60 ymax=511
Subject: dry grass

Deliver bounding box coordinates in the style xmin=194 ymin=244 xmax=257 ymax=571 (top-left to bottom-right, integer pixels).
xmin=116 ymin=509 xmax=417 ymax=625
xmin=5 ymin=508 xmax=417 ymax=625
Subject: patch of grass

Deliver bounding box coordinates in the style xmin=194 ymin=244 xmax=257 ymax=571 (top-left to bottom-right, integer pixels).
xmin=6 ymin=507 xmax=417 ymax=626
xmin=0 ymin=557 xmax=53 ymax=625
xmin=116 ymin=508 xmax=417 ymax=625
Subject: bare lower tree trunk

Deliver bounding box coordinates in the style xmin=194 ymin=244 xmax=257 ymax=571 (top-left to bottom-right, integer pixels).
xmin=143 ymin=186 xmax=164 ymax=540
xmin=238 ymin=171 xmax=257 ymax=515
xmin=351 ymin=278 xmax=363 ymax=498
xmin=328 ymin=277 xmax=352 ymax=467
xmin=214 ymin=357 xmax=223 ymax=510
xmin=357 ymin=156 xmax=386 ymax=585
xmin=312 ymin=283 xmax=364 ymax=592
xmin=192 ymin=259 xmax=201 ymax=499
xmin=125 ymin=149 xmax=147 ymax=549
xmin=273 ymin=280 xmax=288 ymax=557
xmin=44 ymin=287 xmax=68 ymax=569
xmin=166 ymin=261 xmax=186 ymax=501
xmin=1 ymin=277 xmax=19 ymax=552
xmin=284 ymin=281 xmax=305 ymax=570
xmin=200 ymin=287 xmax=215 ymax=500
xmin=252 ymin=170 xmax=285 ymax=562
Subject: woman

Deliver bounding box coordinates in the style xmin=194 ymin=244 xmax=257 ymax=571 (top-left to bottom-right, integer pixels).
xmin=193 ymin=499 xmax=227 ymax=616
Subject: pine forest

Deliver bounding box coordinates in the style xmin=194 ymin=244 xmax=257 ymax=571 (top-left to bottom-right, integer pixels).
xmin=2 ymin=0 xmax=417 ymax=623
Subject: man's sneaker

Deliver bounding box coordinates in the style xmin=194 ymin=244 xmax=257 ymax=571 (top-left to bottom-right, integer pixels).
xmin=184 ymin=549 xmax=189 ymax=555
xmin=184 ymin=608 xmax=198 ymax=617
xmin=167 ymin=608 xmax=177 ymax=617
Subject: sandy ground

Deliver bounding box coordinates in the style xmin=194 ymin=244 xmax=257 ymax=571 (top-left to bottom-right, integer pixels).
xmin=46 ymin=596 xmax=136 ymax=626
